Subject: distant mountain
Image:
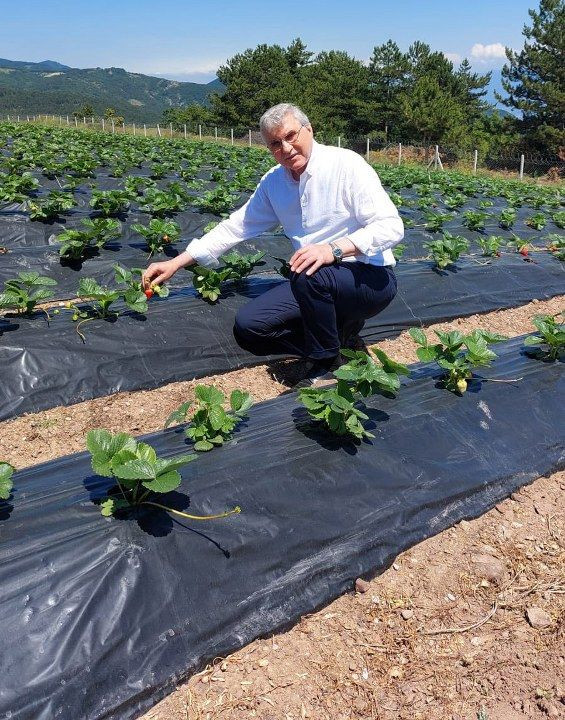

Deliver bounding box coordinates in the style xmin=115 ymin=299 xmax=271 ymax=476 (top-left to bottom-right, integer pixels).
xmin=0 ymin=59 xmax=225 ymax=123
xmin=0 ymin=58 xmax=71 ymax=71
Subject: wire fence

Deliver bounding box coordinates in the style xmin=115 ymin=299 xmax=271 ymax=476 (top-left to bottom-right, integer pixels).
xmin=3 ymin=113 xmax=564 ymax=182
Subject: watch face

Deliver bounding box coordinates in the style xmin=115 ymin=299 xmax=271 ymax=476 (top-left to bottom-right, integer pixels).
xmin=333 ymin=245 xmax=343 ymax=259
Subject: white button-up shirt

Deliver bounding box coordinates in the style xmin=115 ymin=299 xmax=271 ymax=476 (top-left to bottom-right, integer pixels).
xmin=185 ymin=140 xmax=404 ymax=267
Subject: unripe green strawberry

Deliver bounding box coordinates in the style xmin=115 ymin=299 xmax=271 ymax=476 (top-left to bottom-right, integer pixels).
xmin=456 ymin=378 xmax=467 ymax=393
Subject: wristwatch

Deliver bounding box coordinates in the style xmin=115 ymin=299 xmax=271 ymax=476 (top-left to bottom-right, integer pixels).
xmin=329 ymin=241 xmax=343 ymax=263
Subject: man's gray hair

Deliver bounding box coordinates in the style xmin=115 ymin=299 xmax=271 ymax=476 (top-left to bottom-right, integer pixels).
xmin=259 ymin=103 xmax=310 ymax=138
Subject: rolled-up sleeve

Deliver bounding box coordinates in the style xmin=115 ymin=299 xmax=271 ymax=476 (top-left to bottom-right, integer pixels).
xmin=185 ymin=179 xmax=280 ymax=267
xmin=346 ymin=159 xmax=404 ymax=257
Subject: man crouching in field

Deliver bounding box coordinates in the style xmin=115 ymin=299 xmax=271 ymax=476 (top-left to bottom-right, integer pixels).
xmin=143 ymin=103 xmax=403 ymax=385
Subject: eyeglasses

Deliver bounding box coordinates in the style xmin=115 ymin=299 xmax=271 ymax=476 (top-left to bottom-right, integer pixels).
xmin=266 ymin=125 xmax=305 ymax=153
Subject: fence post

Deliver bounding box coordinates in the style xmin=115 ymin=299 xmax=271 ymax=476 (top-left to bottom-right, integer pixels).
xmin=91 ymin=116 xmax=94 ymax=125
xmin=248 ymin=129 xmax=252 ymax=146
xmin=133 ymin=123 xmax=136 ymax=135
xmin=231 ymin=128 xmax=234 ymax=145
xmin=157 ymin=123 xmax=161 ymax=137
xmin=183 ymin=124 xmax=187 ymax=139
xmin=337 ymin=136 xmax=341 ymax=148
xmin=215 ymin=126 xmax=218 ymax=141
xmin=142 ymin=124 xmax=146 ymax=137
xmin=66 ymin=115 xmax=69 ymax=125
xmin=170 ymin=123 xmax=173 ymax=137
xmin=434 ymin=145 xmax=439 ymax=170
xmin=112 ymin=120 xmax=115 ymax=134
xmin=366 ymin=137 xmax=370 ymax=161
xmin=17 ymin=115 xmax=20 ymax=122
xmin=473 ymin=149 xmax=478 ymax=175
xmin=102 ymin=118 xmax=105 ymax=131
xmin=398 ymin=143 xmax=402 ymax=166
xmin=75 ymin=117 xmax=78 ymax=127
xmin=519 ymin=154 xmax=525 ymax=181
xmin=83 ymin=116 xmax=86 ymax=125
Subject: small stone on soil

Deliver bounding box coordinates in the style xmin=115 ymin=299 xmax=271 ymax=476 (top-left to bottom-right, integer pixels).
xmin=526 ymin=606 xmax=552 ymax=628
xmin=355 ymin=578 xmax=370 ymax=593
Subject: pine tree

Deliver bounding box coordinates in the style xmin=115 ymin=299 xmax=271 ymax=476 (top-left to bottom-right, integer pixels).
xmin=496 ymin=0 xmax=565 ymax=153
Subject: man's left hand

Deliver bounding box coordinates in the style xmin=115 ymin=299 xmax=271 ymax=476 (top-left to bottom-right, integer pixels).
xmin=289 ymin=244 xmax=334 ymax=276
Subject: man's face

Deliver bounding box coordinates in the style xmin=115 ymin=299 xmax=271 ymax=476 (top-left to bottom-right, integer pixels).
xmin=263 ymin=114 xmax=313 ymax=176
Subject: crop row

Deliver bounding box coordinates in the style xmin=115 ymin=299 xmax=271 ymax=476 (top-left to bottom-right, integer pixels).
xmin=1 ymin=313 xmax=562 ymax=523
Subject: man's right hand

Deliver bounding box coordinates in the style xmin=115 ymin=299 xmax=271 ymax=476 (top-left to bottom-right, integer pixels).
xmin=142 ymin=253 xmax=194 ymax=290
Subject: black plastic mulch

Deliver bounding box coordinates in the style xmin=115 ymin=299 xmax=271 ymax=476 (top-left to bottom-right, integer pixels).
xmin=0 ymin=335 xmax=563 ymax=720
xmin=0 ymin=254 xmax=563 ymax=421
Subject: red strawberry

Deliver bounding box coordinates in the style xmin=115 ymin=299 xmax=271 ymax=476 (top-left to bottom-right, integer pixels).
xmin=144 ymin=288 xmax=154 ymax=299
xmin=519 ymin=246 xmax=529 ymax=257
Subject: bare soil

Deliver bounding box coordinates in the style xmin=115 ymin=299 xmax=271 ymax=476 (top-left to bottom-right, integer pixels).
xmin=1 ymin=296 xmax=563 ymax=720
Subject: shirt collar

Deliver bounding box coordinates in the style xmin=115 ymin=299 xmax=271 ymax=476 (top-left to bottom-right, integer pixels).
xmin=303 ymin=139 xmax=320 ymax=177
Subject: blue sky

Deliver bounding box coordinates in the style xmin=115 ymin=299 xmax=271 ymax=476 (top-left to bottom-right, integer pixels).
xmin=0 ymin=0 xmax=535 ymax=95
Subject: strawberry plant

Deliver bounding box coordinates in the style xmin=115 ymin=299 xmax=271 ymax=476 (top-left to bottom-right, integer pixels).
xmin=26 ymin=191 xmax=76 ymax=220
xmin=334 ymin=348 xmax=409 ymax=397
xmin=131 ymin=219 xmax=181 ymax=255
xmin=0 ymin=462 xmax=14 ymax=501
xmin=298 ymin=348 xmax=408 ymax=440
xmin=90 ymin=189 xmax=131 ymax=216
xmin=424 ymin=212 xmax=453 ymax=232
xmin=86 ymin=429 xmax=240 ymax=520
xmin=524 ymin=212 xmax=546 ymax=231
xmin=139 ymin=187 xmax=186 ymax=216
xmin=165 ymin=385 xmax=253 ymax=451
xmin=197 ymin=187 xmax=239 ymax=216
xmin=124 ymin=175 xmax=155 ymax=196
xmin=424 ymin=232 xmax=469 ymax=269
xmin=506 ymin=235 xmax=532 ymax=256
xmin=298 ymin=381 xmax=373 ymax=441
xmin=149 ymin=162 xmax=169 ymax=179
xmin=552 ymin=211 xmax=565 ymax=229
xmin=68 ymin=274 xmax=152 ymax=341
xmin=462 ymin=210 xmax=489 ymax=232
xmin=478 ymin=199 xmax=494 ymax=208
xmin=499 ymin=208 xmax=517 ymax=229
xmin=443 ymin=193 xmax=466 ymax=210
xmin=189 ymin=265 xmax=233 ymax=302
xmin=392 ymin=243 xmax=406 ymax=260
xmin=0 ymin=272 xmax=57 ymax=316
xmin=523 ymin=313 xmax=565 ymax=361
xmin=57 ymin=218 xmax=121 ymax=259
xmin=476 ymin=235 xmax=503 ymax=257
xmin=0 ymin=171 xmax=39 ymax=203
xmin=546 ymin=234 xmax=565 ymax=260
xmin=409 ymin=327 xmax=507 ymax=393
xmin=114 ymin=263 xmax=169 ymax=310
xmin=220 ymin=250 xmax=265 ymax=279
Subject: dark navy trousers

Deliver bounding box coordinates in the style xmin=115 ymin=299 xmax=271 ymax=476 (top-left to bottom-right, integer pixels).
xmin=233 ymin=262 xmax=397 ymax=360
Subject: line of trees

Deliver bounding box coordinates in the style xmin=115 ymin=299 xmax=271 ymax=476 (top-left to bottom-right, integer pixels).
xmin=163 ymin=0 xmax=563 ymax=157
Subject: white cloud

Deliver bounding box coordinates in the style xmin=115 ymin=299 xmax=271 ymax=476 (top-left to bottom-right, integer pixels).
xmin=470 ymin=43 xmax=507 ymax=61
xmin=443 ymin=52 xmax=462 ymax=64
xmin=128 ymin=58 xmax=224 ymax=76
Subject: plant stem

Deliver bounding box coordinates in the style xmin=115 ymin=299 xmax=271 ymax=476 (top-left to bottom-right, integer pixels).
xmin=141 ymin=501 xmax=241 ymax=521
xmin=75 ymin=317 xmax=92 ymax=343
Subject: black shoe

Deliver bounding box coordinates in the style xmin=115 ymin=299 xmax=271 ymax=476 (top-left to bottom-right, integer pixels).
xmin=293 ymin=355 xmax=344 ymax=389
xmin=342 ymin=332 xmax=367 ymax=352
